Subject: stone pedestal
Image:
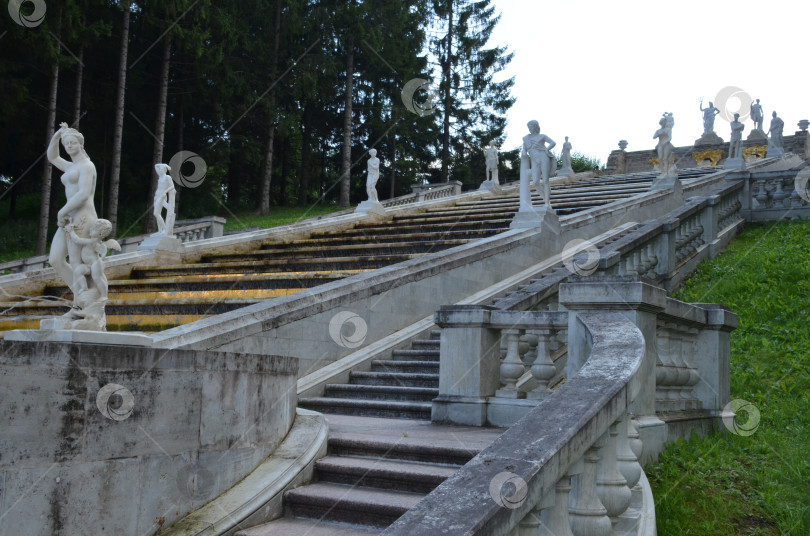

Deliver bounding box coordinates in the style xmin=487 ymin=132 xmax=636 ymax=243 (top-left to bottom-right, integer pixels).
xmin=747 ymin=129 xmax=767 ymax=142
xmin=509 ymin=206 xmax=560 ymax=234
xmin=723 ymin=156 xmax=746 ymax=170
xmin=137 ymin=232 xmax=185 ymax=253
xmin=5 ymin=328 xmax=154 ymax=346
xmin=694 ymin=132 xmax=724 ymax=146
xmin=478 ymin=180 xmax=503 ymax=194
xmin=354 ymin=200 xmax=387 ymax=216
xmin=650 ymin=173 xmax=682 ymax=194
xmin=766 ymin=142 xmax=784 ymax=158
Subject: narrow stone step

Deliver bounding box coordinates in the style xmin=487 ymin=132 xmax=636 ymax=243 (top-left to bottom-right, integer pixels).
xmin=315 ymin=455 xmax=457 ymax=493
xmin=348 ymin=371 xmax=438 ymax=388
xmin=235 ymin=517 xmax=379 ymax=536
xmin=410 ymin=339 xmax=440 ymax=350
xmin=327 ymin=436 xmax=477 ymax=466
xmin=284 ymin=482 xmax=423 ymax=528
xmin=298 ymin=397 xmax=432 ymax=420
xmin=389 ymin=348 xmax=439 ymax=361
xmin=370 ymin=360 xmax=439 ymax=374
xmin=429 ymin=330 xmax=441 ymax=340
xmin=323 ymin=384 xmax=438 ymax=402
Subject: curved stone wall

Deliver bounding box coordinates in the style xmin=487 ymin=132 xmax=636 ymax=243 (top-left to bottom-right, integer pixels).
xmin=0 ymin=340 xmax=297 ymax=535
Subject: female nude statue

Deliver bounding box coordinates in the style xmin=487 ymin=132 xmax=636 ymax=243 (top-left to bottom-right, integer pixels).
xmin=46 ymin=122 xmax=99 ymax=296
xmin=521 ymin=120 xmax=556 ymax=208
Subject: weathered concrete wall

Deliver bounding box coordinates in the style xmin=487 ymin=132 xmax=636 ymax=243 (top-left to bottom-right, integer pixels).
xmin=605 ymin=131 xmax=809 ymax=174
xmin=0 ymin=341 xmax=297 ymax=536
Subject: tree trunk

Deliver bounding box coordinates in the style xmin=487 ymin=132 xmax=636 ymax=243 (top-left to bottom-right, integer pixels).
xmin=108 ymin=4 xmax=130 ymax=236
xmin=299 ymin=106 xmax=313 ymax=206
xmin=35 ymin=12 xmax=62 ymax=256
xmin=339 ymin=30 xmax=355 ymax=207
xmin=145 ymin=33 xmax=172 ymax=234
xmin=440 ymin=4 xmax=453 ymax=183
xmin=72 ymin=45 xmax=84 ymax=127
xmin=389 ymin=131 xmax=396 ymax=199
xmin=259 ymin=0 xmax=283 ymax=215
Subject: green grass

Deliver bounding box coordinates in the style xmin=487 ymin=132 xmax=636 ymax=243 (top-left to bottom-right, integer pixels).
xmin=218 ymin=203 xmax=346 ymax=232
xmin=647 ymin=220 xmax=810 ymax=535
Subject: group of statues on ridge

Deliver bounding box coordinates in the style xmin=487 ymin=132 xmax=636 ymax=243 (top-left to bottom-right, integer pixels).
xmin=699 ymin=97 xmax=784 ymax=158
xmin=43 ymin=122 xmax=180 ymax=331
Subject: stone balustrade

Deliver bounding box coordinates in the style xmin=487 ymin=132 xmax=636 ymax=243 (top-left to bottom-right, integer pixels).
xmin=386 ymin=277 xmax=735 ymax=536
xmin=596 ymin=180 xmax=745 ymax=290
xmin=384 ymin=303 xmax=647 ymax=536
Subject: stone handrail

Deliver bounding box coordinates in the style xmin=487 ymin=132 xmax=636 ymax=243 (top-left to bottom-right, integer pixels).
xmin=384 ymin=309 xmax=646 ymax=536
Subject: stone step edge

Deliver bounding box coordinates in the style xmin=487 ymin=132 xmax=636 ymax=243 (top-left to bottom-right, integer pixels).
xmin=155 ymin=408 xmax=328 ymax=536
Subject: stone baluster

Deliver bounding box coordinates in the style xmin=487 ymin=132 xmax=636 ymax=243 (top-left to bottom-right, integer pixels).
xmin=754 ymin=179 xmax=768 ymax=208
xmin=627 ymin=417 xmax=643 ymax=462
xmin=512 ymin=503 xmax=542 ymax=536
xmin=682 ymin=327 xmax=701 ymax=409
xmin=596 ymin=425 xmax=632 ymax=531
xmin=527 ymin=329 xmax=555 ymax=399
xmin=772 ymin=178 xmax=787 ymax=208
xmin=539 ymin=473 xmax=576 ymax=536
xmin=569 ymin=438 xmax=612 ymax=536
xmin=616 ymin=413 xmax=642 ymax=489
xmin=496 ymin=329 xmax=526 ymax=398
xmin=655 ymin=322 xmax=676 ymax=411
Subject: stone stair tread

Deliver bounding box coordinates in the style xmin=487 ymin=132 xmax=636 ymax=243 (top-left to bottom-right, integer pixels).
xmin=285 ymin=482 xmax=424 ymax=512
xmin=299 ymin=397 xmax=432 ymax=412
xmin=318 ymin=455 xmax=459 ymax=477
xmin=236 ymin=517 xmax=379 ymax=536
xmin=324 ymin=384 xmax=438 ymax=396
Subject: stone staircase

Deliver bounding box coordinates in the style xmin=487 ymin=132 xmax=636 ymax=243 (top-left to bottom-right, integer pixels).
xmin=0 ymin=168 xmax=716 ymax=335
xmin=299 ymin=331 xmax=441 ymax=420
xmin=235 ymin=414 xmax=503 ymax=536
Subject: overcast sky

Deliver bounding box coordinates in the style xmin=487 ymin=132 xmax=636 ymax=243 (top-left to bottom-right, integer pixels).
xmin=488 ymin=0 xmax=809 ymax=165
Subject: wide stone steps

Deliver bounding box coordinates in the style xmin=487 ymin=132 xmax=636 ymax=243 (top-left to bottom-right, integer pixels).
xmin=2 ymin=168 xmax=720 ymax=336
xmin=298 ymin=332 xmax=441 ymax=419
xmin=236 ymin=414 xmax=502 ymax=535
xmin=314 ymin=455 xmax=457 ymax=493
xmin=283 ymin=482 xmax=423 ymax=529
xmin=203 ymin=239 xmax=470 ymax=262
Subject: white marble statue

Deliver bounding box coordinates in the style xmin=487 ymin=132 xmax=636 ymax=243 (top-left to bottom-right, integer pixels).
xmin=768 ymin=111 xmax=784 ymax=150
xmin=699 ymin=98 xmax=720 ymax=134
xmin=559 ymin=136 xmax=573 ymax=176
xmin=653 ymin=112 xmax=676 ymax=176
xmin=45 ymin=122 xmax=114 ymax=330
xmin=729 ymin=113 xmax=745 ymax=160
xmin=750 ymin=99 xmax=764 ymax=131
xmin=153 ymin=163 xmax=176 ymax=235
xmin=366 ymin=149 xmax=380 ymax=203
xmin=483 ymin=141 xmax=499 ymax=184
xmin=521 ymin=120 xmax=556 ymax=209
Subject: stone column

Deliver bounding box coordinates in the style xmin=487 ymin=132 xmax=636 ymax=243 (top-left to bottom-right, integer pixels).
xmin=690 ymin=303 xmax=737 ymax=415
xmin=432 ymin=306 xmax=501 ymax=426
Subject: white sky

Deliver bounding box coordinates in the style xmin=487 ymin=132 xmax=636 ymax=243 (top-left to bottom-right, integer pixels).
xmin=489 ymin=0 xmax=809 ymax=165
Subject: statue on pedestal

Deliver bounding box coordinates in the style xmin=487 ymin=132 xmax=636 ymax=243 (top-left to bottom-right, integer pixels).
xmin=699 ymin=98 xmax=720 ymax=135
xmin=558 ymin=136 xmax=574 ymax=177
xmin=153 ymin=163 xmax=176 ymax=235
xmin=653 ymin=112 xmax=676 ymax=176
xmin=768 ymin=111 xmax=784 ymax=150
xmin=366 ymin=148 xmax=380 ymax=203
xmin=521 ymin=120 xmax=556 ymax=210
xmin=45 ymin=122 xmax=116 ymax=330
xmin=729 ymin=113 xmax=745 ymax=160
xmin=750 ymin=99 xmax=764 ymax=131
xmin=483 ymin=141 xmax=500 ymax=184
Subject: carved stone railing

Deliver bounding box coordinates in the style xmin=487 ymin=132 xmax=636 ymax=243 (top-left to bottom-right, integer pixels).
xmin=595 ymin=180 xmax=745 ymax=290
xmin=115 ymin=216 xmax=226 ymax=253
xmin=386 ymin=293 xmax=647 ymax=535
xmin=387 ymin=277 xmax=735 ymax=536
